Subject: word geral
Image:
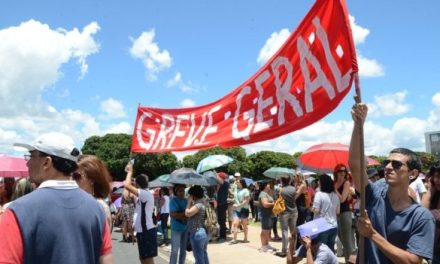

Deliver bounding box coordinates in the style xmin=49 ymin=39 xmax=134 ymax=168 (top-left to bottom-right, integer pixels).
xmin=131 ymin=0 xmax=357 ymax=153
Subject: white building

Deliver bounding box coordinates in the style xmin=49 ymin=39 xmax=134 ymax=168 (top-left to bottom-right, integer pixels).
xmin=425 ymin=131 xmax=440 ymax=159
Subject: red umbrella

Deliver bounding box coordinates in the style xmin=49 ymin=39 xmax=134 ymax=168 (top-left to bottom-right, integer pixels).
xmin=297 ymin=143 xmax=378 ymax=174
xmin=0 ymin=154 xmax=29 ymax=177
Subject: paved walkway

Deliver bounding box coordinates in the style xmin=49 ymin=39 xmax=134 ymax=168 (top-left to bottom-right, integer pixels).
xmin=157 ymin=222 xmax=346 ymax=264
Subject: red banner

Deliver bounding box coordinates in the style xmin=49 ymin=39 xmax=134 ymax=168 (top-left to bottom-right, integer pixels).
xmin=131 ymin=0 xmax=357 ymax=153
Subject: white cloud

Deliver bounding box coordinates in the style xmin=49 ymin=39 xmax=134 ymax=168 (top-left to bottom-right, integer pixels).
xmin=391 ymin=117 xmax=427 ymax=149
xmin=0 ymin=19 xmax=100 ymax=116
xmin=433 ymin=93 xmax=440 ymax=107
xmin=0 ymin=20 xmax=130 ymax=155
xmin=166 ymin=72 xmax=181 ymax=87
xmin=427 ymin=92 xmax=440 ymax=129
xmin=130 ymin=29 xmax=172 ymax=81
xmin=106 ymin=122 xmax=131 ymax=134
xmin=357 ymin=54 xmax=385 ymax=78
xmin=349 ymin=15 xmax=370 ymax=45
xmin=256 ymin=28 xmax=290 ymax=65
xmin=100 ymin=98 xmax=126 ymax=119
xmin=180 ymin=98 xmax=196 ymax=108
xmin=368 ymin=91 xmax=410 ymax=117
xmin=165 ymin=72 xmax=198 ymax=93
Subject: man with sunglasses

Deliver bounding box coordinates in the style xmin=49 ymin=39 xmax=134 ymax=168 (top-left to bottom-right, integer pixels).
xmin=349 ymin=103 xmax=435 ymax=264
xmin=0 ymin=132 xmax=113 ymax=264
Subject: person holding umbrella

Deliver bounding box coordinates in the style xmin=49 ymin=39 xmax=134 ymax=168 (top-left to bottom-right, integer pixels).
xmin=350 ymin=103 xmax=435 ymax=263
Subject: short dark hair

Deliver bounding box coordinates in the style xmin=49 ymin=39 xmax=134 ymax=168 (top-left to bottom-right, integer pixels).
xmin=42 ymin=151 xmax=77 ymax=175
xmin=173 ymin=184 xmax=186 ymax=194
xmin=136 ymin=174 xmax=149 ymax=189
xmin=188 ymin=185 xmax=204 ymax=199
xmin=239 ymin=179 xmax=248 ymax=189
xmin=258 ymin=180 xmax=270 ymax=191
xmin=160 ymin=187 xmax=170 ymax=196
xmin=319 ymin=174 xmax=334 ymax=193
xmin=428 ymin=161 xmax=440 ymax=178
xmin=390 ymin=148 xmax=422 ymax=171
xmin=280 ymin=176 xmax=291 ymax=187
xmin=377 ymin=167 xmax=385 ymax=179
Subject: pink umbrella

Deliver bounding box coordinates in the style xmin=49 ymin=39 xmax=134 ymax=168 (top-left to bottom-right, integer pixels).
xmin=111 ymin=181 xmax=124 ymax=189
xmin=297 ymin=143 xmax=379 ymax=174
xmin=0 ymin=154 xmax=29 ymax=177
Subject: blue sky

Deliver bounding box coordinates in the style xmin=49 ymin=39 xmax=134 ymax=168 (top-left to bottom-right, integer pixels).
xmin=1 ymin=0 xmax=440 ymax=159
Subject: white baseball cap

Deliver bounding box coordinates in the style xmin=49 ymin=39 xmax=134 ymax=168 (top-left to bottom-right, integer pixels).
xmin=14 ymin=132 xmax=80 ymax=162
xmin=234 ymin=172 xmax=241 ymax=177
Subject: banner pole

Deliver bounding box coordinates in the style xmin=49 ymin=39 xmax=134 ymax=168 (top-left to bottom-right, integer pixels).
xmin=354 ymin=72 xmax=365 ymax=264
xmin=128 ymin=103 xmax=141 ymax=164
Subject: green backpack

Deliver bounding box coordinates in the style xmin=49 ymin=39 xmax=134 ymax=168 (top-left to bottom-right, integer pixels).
xmin=204 ymin=203 xmax=218 ymax=235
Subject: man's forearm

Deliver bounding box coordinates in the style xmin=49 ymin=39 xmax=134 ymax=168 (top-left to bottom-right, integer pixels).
xmin=349 ymin=120 xmax=362 ymax=191
xmin=370 ymin=232 xmax=421 ymax=264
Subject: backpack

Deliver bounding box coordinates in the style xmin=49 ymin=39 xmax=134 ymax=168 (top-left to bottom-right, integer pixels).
xmin=204 ymin=202 xmax=218 ymax=235
xmin=272 ymin=188 xmax=286 ymax=215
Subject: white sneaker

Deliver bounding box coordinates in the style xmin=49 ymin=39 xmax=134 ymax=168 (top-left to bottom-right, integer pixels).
xmin=259 ymin=245 xmax=275 ymax=253
xmin=267 ymin=244 xmax=277 ymax=251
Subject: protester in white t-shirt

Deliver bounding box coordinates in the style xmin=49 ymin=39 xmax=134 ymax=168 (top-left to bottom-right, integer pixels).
xmin=124 ymin=163 xmax=157 ymax=264
xmin=312 ymin=174 xmax=340 ymax=253
xmin=410 ymin=175 xmax=427 ymax=203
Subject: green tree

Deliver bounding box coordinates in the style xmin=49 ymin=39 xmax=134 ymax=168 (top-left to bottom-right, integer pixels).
xmin=82 ymin=134 xmax=132 ymax=181
xmin=248 ymin=151 xmax=295 ymax=180
xmin=133 ymin=152 xmax=178 ymax=180
xmin=416 ymin=151 xmax=438 ymax=172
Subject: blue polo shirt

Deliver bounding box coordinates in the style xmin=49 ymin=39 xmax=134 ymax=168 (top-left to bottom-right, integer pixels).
xmin=169 ymin=196 xmax=187 ymax=232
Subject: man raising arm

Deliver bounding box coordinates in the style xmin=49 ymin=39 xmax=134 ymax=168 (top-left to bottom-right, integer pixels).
xmin=349 ymin=103 xmax=434 ymax=264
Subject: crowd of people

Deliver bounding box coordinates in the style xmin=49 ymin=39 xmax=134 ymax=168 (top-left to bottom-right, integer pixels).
xmin=0 ymin=103 xmax=440 ymax=264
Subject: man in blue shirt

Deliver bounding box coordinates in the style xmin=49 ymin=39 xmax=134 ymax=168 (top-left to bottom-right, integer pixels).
xmin=169 ymin=184 xmax=188 ymax=264
xmin=349 ymin=103 xmax=435 ymax=263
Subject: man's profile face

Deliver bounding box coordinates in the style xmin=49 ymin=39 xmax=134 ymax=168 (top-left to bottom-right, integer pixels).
xmin=26 ymin=150 xmax=48 ymax=185
xmin=384 ymin=153 xmax=411 ymax=186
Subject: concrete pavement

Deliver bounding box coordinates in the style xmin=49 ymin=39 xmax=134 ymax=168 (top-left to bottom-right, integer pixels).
xmin=157 ymin=223 xmax=346 ymax=264
xmin=112 ymin=223 xmax=346 ymax=263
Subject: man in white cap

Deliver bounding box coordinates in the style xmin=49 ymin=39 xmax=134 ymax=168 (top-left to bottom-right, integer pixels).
xmin=0 ymin=132 xmax=112 ymax=264
xmin=234 ymin=172 xmax=242 ymax=181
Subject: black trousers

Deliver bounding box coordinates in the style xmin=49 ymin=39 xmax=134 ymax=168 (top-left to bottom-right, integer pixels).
xmin=217 ymin=203 xmax=228 ymax=239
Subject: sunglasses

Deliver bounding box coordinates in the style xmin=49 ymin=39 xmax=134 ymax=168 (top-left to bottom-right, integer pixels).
xmin=337 ymin=169 xmax=347 ymax=173
xmin=381 ymin=159 xmax=405 ymax=170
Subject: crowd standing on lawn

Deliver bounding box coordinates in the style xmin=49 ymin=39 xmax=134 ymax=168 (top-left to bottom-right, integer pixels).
xmin=0 ymin=105 xmax=439 ymax=264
